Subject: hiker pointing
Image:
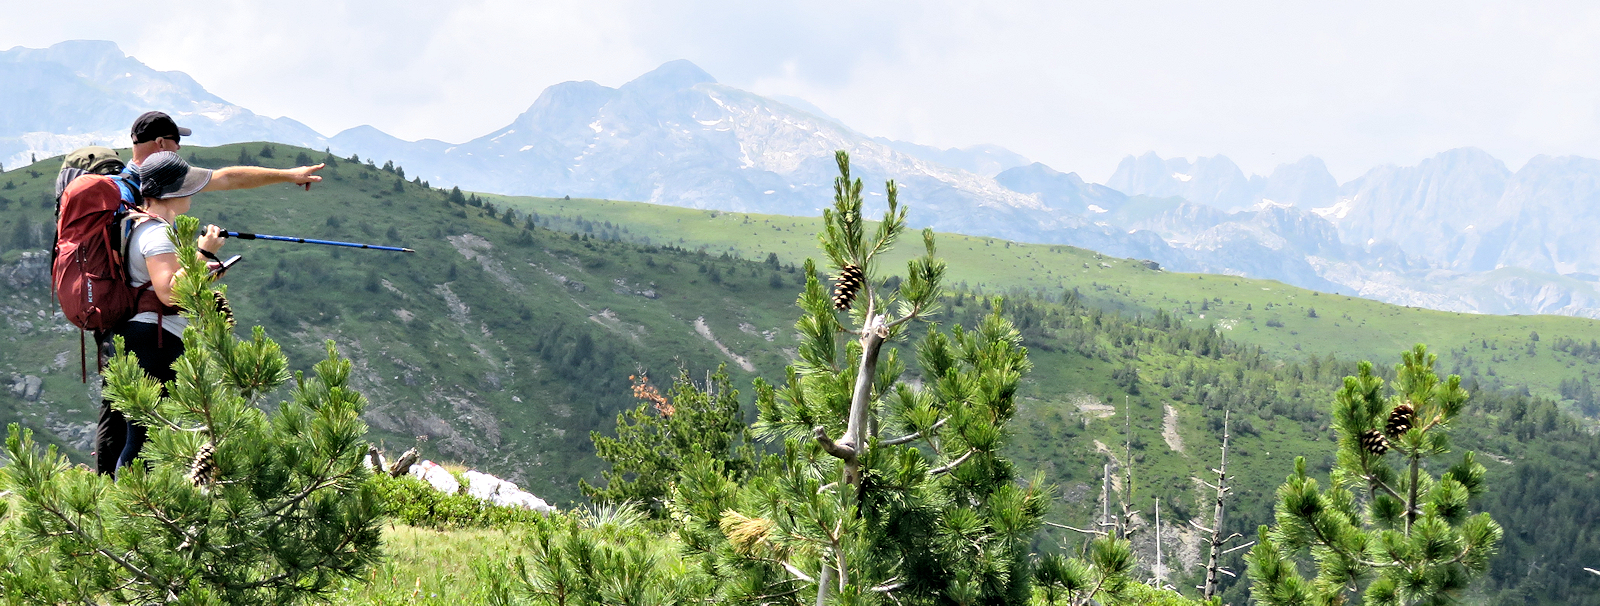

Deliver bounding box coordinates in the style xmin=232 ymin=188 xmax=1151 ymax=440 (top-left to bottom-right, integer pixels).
xmin=97 ymin=146 xmax=321 ymax=474
xmin=55 ymin=114 xmax=327 ymax=475
xmin=91 ymin=151 xmax=222 ymax=475
xmin=125 ymin=111 xmax=325 ymax=192
xmin=55 ymin=147 xmax=319 ymax=475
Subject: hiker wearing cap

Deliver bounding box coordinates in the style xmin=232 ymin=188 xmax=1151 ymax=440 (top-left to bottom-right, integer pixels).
xmin=126 ymin=111 xmax=324 ymax=192
xmin=93 ymin=150 xmax=224 ymax=474
xmin=128 ymin=112 xmax=189 ymax=167
xmin=92 ymin=149 xmax=312 ymax=475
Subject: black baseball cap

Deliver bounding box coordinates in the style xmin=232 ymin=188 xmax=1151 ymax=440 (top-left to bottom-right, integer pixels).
xmin=136 ymin=151 xmax=212 ymax=199
xmin=131 ymin=111 xmax=192 ymax=144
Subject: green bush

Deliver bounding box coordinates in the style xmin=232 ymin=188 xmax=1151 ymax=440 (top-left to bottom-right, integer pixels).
xmin=370 ymin=474 xmax=547 ymax=531
xmin=1109 ymin=584 xmax=1213 ymax=605
xmin=0 ymin=216 xmax=382 ymax=604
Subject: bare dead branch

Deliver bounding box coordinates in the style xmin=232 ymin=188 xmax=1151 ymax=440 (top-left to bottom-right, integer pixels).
xmin=881 ymin=417 xmax=947 ymax=446
xmin=1044 ymin=521 xmax=1107 ymax=536
xmin=813 ymin=426 xmax=856 ymax=461
xmin=929 ymin=449 xmax=976 ymax=475
xmin=1221 ymin=540 xmax=1255 ymax=555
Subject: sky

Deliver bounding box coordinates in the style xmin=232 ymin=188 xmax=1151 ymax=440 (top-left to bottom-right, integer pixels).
xmin=7 ymin=0 xmax=1600 ymax=182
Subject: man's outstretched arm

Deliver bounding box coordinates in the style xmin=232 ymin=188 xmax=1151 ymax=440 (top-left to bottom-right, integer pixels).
xmin=203 ymin=163 xmax=324 ymax=192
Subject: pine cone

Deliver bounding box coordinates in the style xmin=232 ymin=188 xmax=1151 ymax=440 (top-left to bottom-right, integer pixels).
xmin=1386 ymin=402 xmax=1415 ymax=438
xmin=1358 ymin=429 xmax=1389 ymax=456
xmin=832 ymin=264 xmax=865 ymax=311
xmin=188 ymin=442 xmax=218 ymax=486
xmin=212 ymin=291 xmax=236 ymax=328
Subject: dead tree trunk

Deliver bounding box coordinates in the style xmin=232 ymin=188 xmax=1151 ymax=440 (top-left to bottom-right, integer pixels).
xmin=1101 ymin=462 xmax=1112 ymax=532
xmin=1195 ymin=410 xmax=1249 ymax=600
xmin=1120 ymin=395 xmax=1135 ymax=539
xmin=1153 ymin=497 xmax=1165 ymax=584
xmin=815 ymin=313 xmax=886 ymax=487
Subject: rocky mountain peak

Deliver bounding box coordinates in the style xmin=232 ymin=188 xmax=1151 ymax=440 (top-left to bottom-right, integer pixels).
xmin=3 ymin=39 xmax=125 ymax=71
xmin=0 ymin=41 xmax=326 ymax=167
xmin=1106 ymin=152 xmax=1257 ymax=211
xmin=618 ymin=59 xmax=717 ymax=97
xmin=512 ymin=79 xmax=618 ymax=132
xmin=1259 ymin=156 xmax=1338 ymax=208
xmin=993 ymin=162 xmax=1118 ymax=215
xmin=1107 ymin=151 xmax=1343 ymax=211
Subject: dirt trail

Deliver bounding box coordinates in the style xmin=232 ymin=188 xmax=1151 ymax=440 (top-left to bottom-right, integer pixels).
xmin=448 ymin=234 xmax=523 ymax=293
xmin=694 ymin=317 xmax=756 ymax=372
xmin=1072 ymin=393 xmax=1117 ymax=419
xmin=1162 ymin=404 xmax=1185 ymax=453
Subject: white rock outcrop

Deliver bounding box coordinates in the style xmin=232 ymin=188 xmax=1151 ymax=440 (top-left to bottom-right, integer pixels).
xmin=408 ymin=460 xmax=555 ymax=514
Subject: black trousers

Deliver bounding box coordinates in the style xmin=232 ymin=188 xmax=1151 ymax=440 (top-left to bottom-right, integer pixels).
xmin=94 ymin=321 xmax=184 ymax=475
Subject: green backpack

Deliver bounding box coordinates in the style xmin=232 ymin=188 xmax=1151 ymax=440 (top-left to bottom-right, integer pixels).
xmin=53 ymin=146 xmax=128 ymax=202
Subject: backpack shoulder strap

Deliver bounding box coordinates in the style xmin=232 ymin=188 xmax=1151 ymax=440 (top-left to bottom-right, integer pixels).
xmin=119 ymin=212 xmax=161 ymax=262
xmin=107 ymin=175 xmax=139 ymax=211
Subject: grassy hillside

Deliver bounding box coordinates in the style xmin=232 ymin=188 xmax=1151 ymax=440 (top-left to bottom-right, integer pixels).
xmin=1 ymin=145 xmax=807 ymax=502
xmin=3 ymin=144 xmax=1598 ymax=603
xmin=490 ymin=194 xmax=1600 ymax=410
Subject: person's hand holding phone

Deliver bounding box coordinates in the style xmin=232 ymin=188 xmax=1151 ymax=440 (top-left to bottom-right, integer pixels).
xmin=208 ymin=254 xmax=243 ymax=279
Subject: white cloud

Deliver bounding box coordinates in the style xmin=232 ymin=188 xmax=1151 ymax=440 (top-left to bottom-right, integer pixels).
xmin=7 ymin=0 xmax=1600 ymax=182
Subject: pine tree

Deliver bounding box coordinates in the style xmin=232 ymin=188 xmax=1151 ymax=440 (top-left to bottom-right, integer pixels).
xmin=0 ymin=215 xmax=383 ymax=604
xmin=510 ymin=504 xmax=711 ymax=604
xmin=580 ymin=367 xmax=754 ymax=515
xmin=673 ymin=151 xmax=1050 ymax=604
xmin=1247 ymin=344 xmax=1502 ymax=605
xmin=1033 ymin=538 xmax=1137 ymax=605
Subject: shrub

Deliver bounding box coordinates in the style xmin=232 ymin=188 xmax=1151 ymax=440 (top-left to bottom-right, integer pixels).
xmin=0 ymin=216 xmax=382 ymax=604
xmin=369 ymin=474 xmax=545 ymax=531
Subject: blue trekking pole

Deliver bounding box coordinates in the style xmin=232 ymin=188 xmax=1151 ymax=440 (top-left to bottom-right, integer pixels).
xmin=223 ymin=231 xmax=415 ymax=253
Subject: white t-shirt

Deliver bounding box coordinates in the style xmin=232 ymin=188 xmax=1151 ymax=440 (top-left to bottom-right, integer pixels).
xmin=125 ymin=218 xmax=188 ymax=336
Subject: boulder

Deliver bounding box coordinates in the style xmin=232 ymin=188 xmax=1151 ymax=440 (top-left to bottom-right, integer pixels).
xmin=1 ymin=251 xmax=50 ymax=292
xmin=9 ymin=375 xmax=43 ymax=401
xmin=408 ymin=460 xmax=461 ymax=494
xmin=406 ymin=459 xmax=555 ymax=514
xmin=463 ymin=470 xmax=555 ymax=513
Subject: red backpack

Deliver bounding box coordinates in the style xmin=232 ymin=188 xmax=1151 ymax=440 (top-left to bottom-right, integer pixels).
xmin=52 ymin=174 xmax=174 ymax=379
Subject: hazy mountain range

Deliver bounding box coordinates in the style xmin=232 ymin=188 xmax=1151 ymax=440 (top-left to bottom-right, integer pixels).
xmin=0 ymin=40 xmax=327 ymax=162
xmin=7 ymin=40 xmax=1600 ymax=318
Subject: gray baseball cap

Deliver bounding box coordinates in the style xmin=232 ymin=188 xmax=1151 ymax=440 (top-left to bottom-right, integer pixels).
xmin=136 ymin=151 xmax=212 ymax=199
